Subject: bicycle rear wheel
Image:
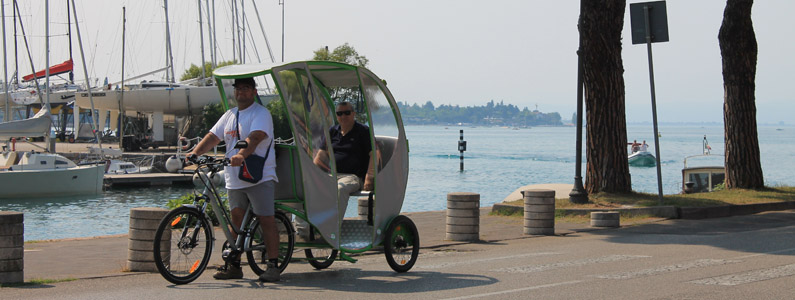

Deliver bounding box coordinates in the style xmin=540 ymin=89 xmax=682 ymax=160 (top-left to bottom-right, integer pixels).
xmin=247 ymin=212 xmax=295 ymax=275
xmin=153 ymin=206 xmax=213 ymax=285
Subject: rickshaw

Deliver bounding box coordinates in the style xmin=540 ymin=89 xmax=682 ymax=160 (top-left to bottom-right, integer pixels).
xmin=154 ymin=61 xmax=418 ymax=284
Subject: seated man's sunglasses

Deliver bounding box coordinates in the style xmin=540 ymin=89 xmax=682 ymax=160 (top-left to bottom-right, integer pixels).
xmin=335 ymin=110 xmax=352 ymax=116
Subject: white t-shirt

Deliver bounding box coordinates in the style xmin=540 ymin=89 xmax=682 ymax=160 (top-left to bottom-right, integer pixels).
xmin=640 ymin=144 xmax=648 ymax=152
xmin=210 ymin=104 xmax=277 ymax=189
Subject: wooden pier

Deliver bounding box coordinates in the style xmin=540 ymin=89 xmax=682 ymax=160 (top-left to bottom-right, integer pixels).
xmin=104 ymin=173 xmax=193 ymax=187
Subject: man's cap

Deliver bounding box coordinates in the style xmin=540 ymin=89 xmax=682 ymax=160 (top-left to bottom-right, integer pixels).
xmin=233 ymin=77 xmax=256 ymax=88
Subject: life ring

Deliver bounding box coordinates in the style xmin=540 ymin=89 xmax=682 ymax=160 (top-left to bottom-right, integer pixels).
xmin=179 ymin=137 xmax=191 ymax=151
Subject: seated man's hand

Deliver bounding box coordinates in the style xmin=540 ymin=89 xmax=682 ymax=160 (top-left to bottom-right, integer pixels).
xmin=362 ymin=179 xmax=374 ymax=191
xmin=230 ymin=153 xmax=245 ymax=167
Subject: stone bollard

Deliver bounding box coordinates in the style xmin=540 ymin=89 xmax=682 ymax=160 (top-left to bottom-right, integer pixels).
xmin=591 ymin=211 xmax=620 ymax=228
xmin=446 ymin=192 xmax=480 ymax=241
xmin=523 ymin=189 xmax=556 ymax=235
xmin=128 ymin=207 xmax=170 ymax=272
xmin=357 ymin=197 xmax=369 ymax=220
xmin=0 ymin=211 xmax=24 ymax=284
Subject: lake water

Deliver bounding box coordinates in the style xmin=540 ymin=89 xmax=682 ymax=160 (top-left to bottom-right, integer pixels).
xmin=3 ymin=124 xmax=794 ymax=241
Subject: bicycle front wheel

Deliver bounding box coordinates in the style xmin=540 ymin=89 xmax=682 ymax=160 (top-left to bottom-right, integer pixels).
xmin=153 ymin=206 xmax=213 ymax=285
xmin=247 ymin=212 xmax=295 ymax=275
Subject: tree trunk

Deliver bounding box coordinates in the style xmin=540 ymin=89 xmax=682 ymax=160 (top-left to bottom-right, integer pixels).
xmin=581 ymin=0 xmax=632 ymax=194
xmin=718 ymin=0 xmax=764 ymax=189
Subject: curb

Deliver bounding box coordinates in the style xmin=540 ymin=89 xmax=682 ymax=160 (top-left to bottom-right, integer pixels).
xmin=493 ymin=201 xmax=795 ymax=220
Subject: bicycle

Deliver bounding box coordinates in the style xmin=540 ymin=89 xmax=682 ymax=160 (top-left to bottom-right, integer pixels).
xmin=153 ymin=154 xmax=295 ymax=285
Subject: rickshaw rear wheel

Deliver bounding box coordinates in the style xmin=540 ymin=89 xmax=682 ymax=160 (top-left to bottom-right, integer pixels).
xmin=246 ymin=212 xmax=295 ymax=275
xmin=384 ymin=215 xmax=420 ymax=272
xmin=305 ymin=229 xmax=337 ymax=269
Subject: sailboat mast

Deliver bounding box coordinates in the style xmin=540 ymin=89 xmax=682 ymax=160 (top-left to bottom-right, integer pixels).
xmin=240 ymin=0 xmax=245 ymax=63
xmin=67 ymin=0 xmax=73 ymax=84
xmin=119 ymin=6 xmax=126 ymax=150
xmin=12 ymin=0 xmax=17 ymax=86
xmin=231 ymin=0 xmax=236 ymax=63
xmin=2 ymin=0 xmax=9 ymax=121
xmin=198 ymin=0 xmax=206 ymax=84
xmin=205 ymin=0 xmax=215 ymax=68
xmin=164 ymin=0 xmax=175 ymax=83
xmin=212 ymin=0 xmax=216 ymax=67
xmin=45 ymin=0 xmax=53 ymax=152
xmin=70 ymin=0 xmax=102 ymax=149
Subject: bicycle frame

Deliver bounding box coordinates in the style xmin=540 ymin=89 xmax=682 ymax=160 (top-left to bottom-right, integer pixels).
xmin=190 ymin=159 xmax=262 ymax=257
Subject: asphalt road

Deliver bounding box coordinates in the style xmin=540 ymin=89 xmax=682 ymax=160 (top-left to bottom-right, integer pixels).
xmin=3 ymin=210 xmax=795 ymax=299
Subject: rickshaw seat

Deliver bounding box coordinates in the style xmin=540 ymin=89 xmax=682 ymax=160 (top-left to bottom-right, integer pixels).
xmin=274 ymin=145 xmax=305 ymax=201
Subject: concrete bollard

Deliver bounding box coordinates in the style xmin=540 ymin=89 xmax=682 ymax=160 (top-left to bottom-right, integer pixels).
xmin=446 ymin=192 xmax=480 ymax=241
xmin=0 ymin=211 xmax=24 ymax=284
xmin=357 ymin=197 xmax=369 ymax=220
xmin=523 ymin=189 xmax=556 ymax=235
xmin=127 ymin=207 xmax=170 ymax=272
xmin=591 ymin=211 xmax=620 ymax=228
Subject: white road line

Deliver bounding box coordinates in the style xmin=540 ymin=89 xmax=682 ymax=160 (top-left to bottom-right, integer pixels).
xmin=419 ymin=252 xmax=560 ymax=269
xmin=689 ymin=263 xmax=795 ymax=286
xmin=492 ymin=255 xmax=650 ymax=274
xmin=593 ymin=259 xmax=742 ymax=279
xmin=440 ymin=280 xmax=583 ymax=300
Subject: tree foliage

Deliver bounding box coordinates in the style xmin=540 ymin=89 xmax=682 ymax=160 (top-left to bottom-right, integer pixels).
xmin=396 ymin=100 xmax=562 ymax=126
xmin=312 ymin=43 xmax=369 ymax=68
xmin=180 ymin=60 xmax=238 ymax=81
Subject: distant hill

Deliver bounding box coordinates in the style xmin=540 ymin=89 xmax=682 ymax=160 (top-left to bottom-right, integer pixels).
xmin=397 ymin=100 xmax=562 ymax=126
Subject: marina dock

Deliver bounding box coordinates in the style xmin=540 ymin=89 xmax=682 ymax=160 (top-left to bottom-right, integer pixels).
xmin=104 ymin=173 xmax=193 ymax=187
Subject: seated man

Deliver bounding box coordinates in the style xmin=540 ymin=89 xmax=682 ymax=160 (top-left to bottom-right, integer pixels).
xmin=313 ymin=101 xmax=375 ymax=220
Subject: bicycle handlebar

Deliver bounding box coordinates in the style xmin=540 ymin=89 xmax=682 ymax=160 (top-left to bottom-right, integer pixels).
xmin=186 ymin=154 xmax=230 ymax=167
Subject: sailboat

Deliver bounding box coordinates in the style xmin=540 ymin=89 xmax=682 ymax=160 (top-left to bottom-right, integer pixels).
xmin=0 ymin=0 xmax=104 ymax=199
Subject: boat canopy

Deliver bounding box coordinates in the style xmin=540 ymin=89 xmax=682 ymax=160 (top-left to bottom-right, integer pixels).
xmin=0 ymin=105 xmax=52 ymax=138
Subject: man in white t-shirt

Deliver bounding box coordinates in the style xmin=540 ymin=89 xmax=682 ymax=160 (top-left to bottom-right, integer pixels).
xmin=187 ymin=77 xmax=281 ymax=282
xmin=640 ymin=140 xmax=649 ymax=152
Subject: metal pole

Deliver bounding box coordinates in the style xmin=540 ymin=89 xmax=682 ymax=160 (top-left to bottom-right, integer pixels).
xmin=569 ymin=0 xmax=588 ymax=204
xmin=231 ymin=0 xmax=236 ymax=63
xmin=644 ymin=5 xmax=664 ymax=205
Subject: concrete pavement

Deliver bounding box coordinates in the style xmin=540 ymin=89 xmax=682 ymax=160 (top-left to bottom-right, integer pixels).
xmin=20 ymin=206 xmax=614 ymax=282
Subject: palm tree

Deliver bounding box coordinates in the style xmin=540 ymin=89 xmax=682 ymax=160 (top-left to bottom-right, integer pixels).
xmin=718 ymin=0 xmax=764 ymax=189
xmin=581 ymin=0 xmax=632 ymax=194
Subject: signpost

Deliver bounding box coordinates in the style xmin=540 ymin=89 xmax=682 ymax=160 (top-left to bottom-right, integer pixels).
xmin=630 ymin=1 xmax=669 ymax=204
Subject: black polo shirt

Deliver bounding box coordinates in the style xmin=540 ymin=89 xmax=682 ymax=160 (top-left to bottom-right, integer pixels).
xmin=322 ymin=122 xmax=372 ymax=179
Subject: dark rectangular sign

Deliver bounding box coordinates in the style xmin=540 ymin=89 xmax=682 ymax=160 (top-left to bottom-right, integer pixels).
xmin=630 ymin=1 xmax=669 ymax=44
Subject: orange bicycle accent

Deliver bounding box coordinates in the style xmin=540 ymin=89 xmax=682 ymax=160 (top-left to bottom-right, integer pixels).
xmin=189 ymin=260 xmax=200 ymax=273
xmin=171 ymin=216 xmax=182 ymax=227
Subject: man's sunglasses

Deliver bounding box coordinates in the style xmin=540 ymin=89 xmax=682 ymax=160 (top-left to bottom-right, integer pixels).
xmin=335 ymin=110 xmax=352 ymax=116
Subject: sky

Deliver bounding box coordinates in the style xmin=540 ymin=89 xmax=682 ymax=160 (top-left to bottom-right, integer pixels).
xmin=3 ymin=0 xmax=794 ymax=124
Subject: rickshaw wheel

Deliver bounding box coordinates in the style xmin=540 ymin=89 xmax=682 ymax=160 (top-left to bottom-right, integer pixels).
xmin=304 ymin=229 xmax=337 ymax=269
xmin=246 ymin=212 xmax=295 ymax=274
xmin=384 ymin=215 xmax=420 ymax=272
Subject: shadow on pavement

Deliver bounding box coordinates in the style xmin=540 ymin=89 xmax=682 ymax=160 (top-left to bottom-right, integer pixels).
xmin=584 ymin=211 xmax=795 ymax=256
xmin=168 ymin=269 xmax=497 ymax=293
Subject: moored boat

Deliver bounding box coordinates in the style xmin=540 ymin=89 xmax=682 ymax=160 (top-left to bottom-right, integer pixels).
xmin=628 ymin=150 xmax=656 ymax=167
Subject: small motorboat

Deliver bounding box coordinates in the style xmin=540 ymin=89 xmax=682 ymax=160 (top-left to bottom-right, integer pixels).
xmin=628 ymin=151 xmax=656 ymax=167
